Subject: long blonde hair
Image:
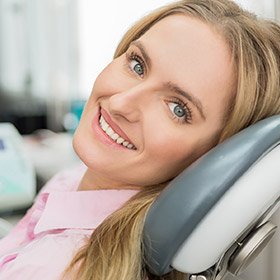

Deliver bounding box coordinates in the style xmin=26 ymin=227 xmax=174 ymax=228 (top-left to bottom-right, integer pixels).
xmin=63 ymin=1 xmax=280 ymax=279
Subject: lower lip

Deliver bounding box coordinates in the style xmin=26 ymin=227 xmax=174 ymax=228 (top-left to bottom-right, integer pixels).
xmin=92 ymin=108 xmax=131 ymax=150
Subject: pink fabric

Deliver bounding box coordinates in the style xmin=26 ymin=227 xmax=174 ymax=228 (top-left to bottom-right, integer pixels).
xmin=0 ymin=164 xmax=138 ymax=279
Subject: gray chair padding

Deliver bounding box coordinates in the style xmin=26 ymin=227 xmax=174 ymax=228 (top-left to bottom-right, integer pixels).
xmin=143 ymin=115 xmax=280 ymax=276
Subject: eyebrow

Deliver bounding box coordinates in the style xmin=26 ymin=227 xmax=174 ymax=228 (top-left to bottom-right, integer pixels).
xmin=130 ymin=40 xmax=206 ymax=120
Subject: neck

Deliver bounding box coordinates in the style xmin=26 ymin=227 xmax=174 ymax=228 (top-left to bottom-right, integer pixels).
xmin=77 ymin=168 xmax=142 ymax=191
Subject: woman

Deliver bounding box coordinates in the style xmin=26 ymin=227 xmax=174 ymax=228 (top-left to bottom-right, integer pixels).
xmin=0 ymin=0 xmax=280 ymax=279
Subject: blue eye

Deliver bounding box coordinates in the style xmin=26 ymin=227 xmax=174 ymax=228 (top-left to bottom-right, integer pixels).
xmin=130 ymin=60 xmax=144 ymax=76
xmin=126 ymin=51 xmax=146 ymax=77
xmin=168 ymin=103 xmax=186 ymax=118
xmin=167 ymin=99 xmax=192 ymax=124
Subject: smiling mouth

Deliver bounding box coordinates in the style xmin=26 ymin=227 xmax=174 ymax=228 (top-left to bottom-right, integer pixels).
xmin=99 ymin=115 xmax=136 ymax=150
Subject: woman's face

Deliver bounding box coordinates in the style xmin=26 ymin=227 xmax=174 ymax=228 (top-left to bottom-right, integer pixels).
xmin=73 ymin=14 xmax=235 ymax=189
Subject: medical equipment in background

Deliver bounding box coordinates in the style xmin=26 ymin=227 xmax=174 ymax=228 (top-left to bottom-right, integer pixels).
xmin=0 ymin=123 xmax=36 ymax=213
xmin=63 ymin=99 xmax=86 ymax=134
xmin=0 ymin=217 xmax=13 ymax=239
xmin=144 ymin=115 xmax=280 ymax=280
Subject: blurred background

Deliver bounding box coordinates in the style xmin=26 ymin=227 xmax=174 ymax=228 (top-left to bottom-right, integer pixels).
xmin=0 ymin=0 xmax=279 ymax=279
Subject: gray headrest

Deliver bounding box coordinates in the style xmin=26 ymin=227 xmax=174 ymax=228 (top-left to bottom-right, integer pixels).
xmin=143 ymin=115 xmax=280 ymax=276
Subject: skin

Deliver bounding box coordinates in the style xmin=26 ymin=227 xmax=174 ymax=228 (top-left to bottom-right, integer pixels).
xmin=73 ymin=14 xmax=236 ymax=191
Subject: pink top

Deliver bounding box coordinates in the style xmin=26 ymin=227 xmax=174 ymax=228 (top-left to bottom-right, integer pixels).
xmin=0 ymin=164 xmax=139 ymax=280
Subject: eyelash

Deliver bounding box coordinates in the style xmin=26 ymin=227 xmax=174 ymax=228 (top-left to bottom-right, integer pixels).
xmin=166 ymin=97 xmax=193 ymax=124
xmin=125 ymin=51 xmax=146 ymax=77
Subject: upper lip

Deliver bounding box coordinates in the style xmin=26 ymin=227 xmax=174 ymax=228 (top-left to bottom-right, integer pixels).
xmin=100 ymin=107 xmax=135 ymax=146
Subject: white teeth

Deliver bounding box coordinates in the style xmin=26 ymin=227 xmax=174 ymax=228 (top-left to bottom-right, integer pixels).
xmin=102 ymin=122 xmax=109 ymax=131
xmin=116 ymin=137 xmax=124 ymax=144
xmin=122 ymin=141 xmax=129 ymax=147
xmin=106 ymin=127 xmax=114 ymax=136
xmin=100 ymin=116 xmax=109 ymax=130
xmin=99 ymin=115 xmax=136 ymax=150
xmin=111 ymin=133 xmax=119 ymax=140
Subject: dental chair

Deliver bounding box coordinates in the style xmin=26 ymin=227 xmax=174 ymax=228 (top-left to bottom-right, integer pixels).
xmin=143 ymin=115 xmax=280 ymax=280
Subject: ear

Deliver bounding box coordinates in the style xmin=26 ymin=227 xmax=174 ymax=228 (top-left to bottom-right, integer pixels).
xmin=143 ymin=115 xmax=280 ymax=279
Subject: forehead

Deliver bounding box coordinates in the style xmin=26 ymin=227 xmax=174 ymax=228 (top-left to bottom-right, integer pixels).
xmin=139 ymin=14 xmax=235 ymax=119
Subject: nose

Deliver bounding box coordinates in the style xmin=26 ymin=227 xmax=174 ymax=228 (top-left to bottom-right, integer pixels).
xmin=108 ymin=84 xmax=148 ymax=123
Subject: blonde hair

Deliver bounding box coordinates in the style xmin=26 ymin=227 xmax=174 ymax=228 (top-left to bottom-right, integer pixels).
xmin=63 ymin=1 xmax=280 ymax=279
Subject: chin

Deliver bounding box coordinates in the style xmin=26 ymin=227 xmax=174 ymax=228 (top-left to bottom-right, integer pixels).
xmin=72 ymin=128 xmax=85 ymax=163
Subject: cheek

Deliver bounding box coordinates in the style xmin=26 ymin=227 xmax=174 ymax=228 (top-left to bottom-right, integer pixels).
xmin=138 ymin=144 xmax=193 ymax=185
xmin=145 ymin=131 xmax=194 ymax=174
xmin=92 ymin=59 xmax=125 ymax=94
xmin=144 ymin=125 xmax=218 ymax=177
xmin=91 ymin=66 xmax=115 ymax=97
